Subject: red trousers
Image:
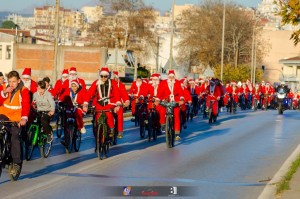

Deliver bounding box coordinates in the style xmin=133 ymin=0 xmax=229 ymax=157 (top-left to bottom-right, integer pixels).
xmin=74 ymin=108 xmax=84 ymax=130
xmin=116 ymin=107 xmax=124 ymax=132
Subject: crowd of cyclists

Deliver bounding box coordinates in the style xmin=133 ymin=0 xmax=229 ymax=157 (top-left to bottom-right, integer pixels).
xmin=0 ymin=66 xmax=299 ymax=180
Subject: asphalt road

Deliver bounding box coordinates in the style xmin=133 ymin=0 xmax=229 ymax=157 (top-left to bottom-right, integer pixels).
xmin=1 ymin=109 xmax=300 ymax=199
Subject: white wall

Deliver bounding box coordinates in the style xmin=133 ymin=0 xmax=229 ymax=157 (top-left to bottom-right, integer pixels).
xmin=0 ymin=41 xmax=14 ymax=77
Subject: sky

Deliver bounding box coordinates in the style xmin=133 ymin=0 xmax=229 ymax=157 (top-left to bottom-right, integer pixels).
xmin=0 ymin=0 xmax=262 ymax=13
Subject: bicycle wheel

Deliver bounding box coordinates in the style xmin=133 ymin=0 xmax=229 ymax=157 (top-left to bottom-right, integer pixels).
xmin=25 ymin=126 xmax=36 ymax=161
xmin=65 ymin=122 xmax=74 ymax=154
xmin=56 ymin=114 xmax=63 ymax=138
xmin=208 ymin=108 xmax=213 ymax=123
xmin=147 ymin=113 xmax=153 ymax=142
xmin=139 ymin=114 xmax=146 ymax=139
xmin=190 ymin=105 xmax=194 ymax=121
xmin=165 ymin=116 xmax=174 ymax=148
xmin=40 ymin=133 xmax=52 ymax=158
xmin=73 ymin=128 xmax=81 ymax=152
xmin=0 ymin=136 xmax=4 ymax=178
xmin=97 ymin=124 xmax=106 ymax=160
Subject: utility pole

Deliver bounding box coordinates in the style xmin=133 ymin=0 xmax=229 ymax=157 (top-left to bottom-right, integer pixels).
xmin=253 ymin=37 xmax=257 ymax=84
xmin=156 ymin=36 xmax=159 ymax=73
xmin=220 ymin=0 xmax=225 ymax=82
xmin=250 ymin=26 xmax=255 ymax=84
xmin=169 ymin=0 xmax=175 ymax=70
xmin=52 ymin=0 xmax=60 ymax=82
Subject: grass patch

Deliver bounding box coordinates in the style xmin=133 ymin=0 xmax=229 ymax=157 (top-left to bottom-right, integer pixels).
xmin=276 ymin=155 xmax=300 ymax=195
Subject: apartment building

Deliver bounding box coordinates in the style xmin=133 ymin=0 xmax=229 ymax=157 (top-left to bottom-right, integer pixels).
xmin=33 ymin=6 xmax=84 ymax=44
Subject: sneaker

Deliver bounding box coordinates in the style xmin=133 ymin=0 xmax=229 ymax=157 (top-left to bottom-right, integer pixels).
xmin=144 ymin=120 xmax=148 ymax=125
xmin=175 ymin=135 xmax=181 ymax=141
xmin=10 ymin=163 xmax=21 ymax=175
xmin=80 ymin=127 xmax=86 ymax=134
xmin=47 ymin=134 xmax=53 ymax=143
xmin=109 ymin=133 xmax=114 ymax=137
xmin=131 ymin=118 xmax=135 ymax=122
xmin=161 ymin=125 xmax=166 ymax=133
xmin=117 ymin=132 xmax=123 ymax=138
xmin=183 ymin=124 xmax=187 ymax=129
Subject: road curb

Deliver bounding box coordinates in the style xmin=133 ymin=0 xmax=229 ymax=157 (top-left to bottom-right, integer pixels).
xmin=258 ymin=144 xmax=300 ymax=199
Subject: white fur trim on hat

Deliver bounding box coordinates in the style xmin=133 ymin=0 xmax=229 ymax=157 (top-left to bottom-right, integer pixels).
xmin=22 ymin=75 xmax=31 ymax=78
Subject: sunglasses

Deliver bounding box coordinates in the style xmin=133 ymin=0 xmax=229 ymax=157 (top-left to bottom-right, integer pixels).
xmin=100 ymin=75 xmax=108 ymax=78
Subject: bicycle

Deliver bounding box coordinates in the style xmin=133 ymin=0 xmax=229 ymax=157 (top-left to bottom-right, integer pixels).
xmin=207 ymin=99 xmax=218 ymax=124
xmin=25 ymin=111 xmax=53 ymax=160
xmin=160 ymin=100 xmax=179 ymax=148
xmin=55 ymin=102 xmax=65 ymax=138
xmin=95 ymin=109 xmax=116 ymax=160
xmin=62 ymin=106 xmax=82 ymax=154
xmin=0 ymin=119 xmax=23 ymax=181
xmin=147 ymin=99 xmax=159 ymax=142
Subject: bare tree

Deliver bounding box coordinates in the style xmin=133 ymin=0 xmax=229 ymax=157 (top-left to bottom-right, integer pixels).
xmin=87 ymin=0 xmax=157 ymax=62
xmin=176 ymin=0 xmax=267 ymax=69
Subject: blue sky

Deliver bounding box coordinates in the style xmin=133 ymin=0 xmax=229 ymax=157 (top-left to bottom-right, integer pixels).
xmin=0 ymin=0 xmax=262 ymax=12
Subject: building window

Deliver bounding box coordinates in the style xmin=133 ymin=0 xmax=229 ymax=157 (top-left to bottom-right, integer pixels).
xmin=0 ymin=45 xmax=2 ymax=59
xmin=6 ymin=45 xmax=11 ymax=60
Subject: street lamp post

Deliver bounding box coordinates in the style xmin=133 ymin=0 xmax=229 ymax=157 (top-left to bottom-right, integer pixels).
xmin=220 ymin=0 xmax=225 ymax=82
xmin=52 ymin=0 xmax=60 ymax=82
xmin=169 ymin=0 xmax=175 ymax=70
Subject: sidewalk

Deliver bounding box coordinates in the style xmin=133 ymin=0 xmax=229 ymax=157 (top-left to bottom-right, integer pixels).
xmin=279 ymin=167 xmax=300 ymax=199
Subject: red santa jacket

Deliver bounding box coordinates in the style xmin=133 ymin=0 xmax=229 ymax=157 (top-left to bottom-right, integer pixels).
xmin=116 ymin=80 xmax=129 ymax=103
xmin=187 ymin=85 xmax=200 ymax=96
xmin=84 ymin=79 xmax=121 ymax=109
xmin=61 ymin=87 xmax=86 ymax=108
xmin=183 ymin=86 xmax=192 ymax=102
xmin=62 ymin=78 xmax=87 ymax=93
xmin=158 ymin=79 xmax=184 ymax=102
xmin=261 ymin=86 xmax=274 ymax=95
xmin=206 ymin=84 xmax=222 ymax=98
xmin=225 ymin=85 xmax=233 ymax=94
xmin=29 ymin=79 xmax=38 ymax=94
xmin=129 ymin=81 xmax=149 ymax=99
xmin=239 ymin=86 xmax=249 ymax=94
xmin=52 ymin=78 xmax=67 ymax=100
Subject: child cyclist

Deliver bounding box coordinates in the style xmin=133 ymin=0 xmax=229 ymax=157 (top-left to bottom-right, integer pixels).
xmin=32 ymin=80 xmax=55 ymax=142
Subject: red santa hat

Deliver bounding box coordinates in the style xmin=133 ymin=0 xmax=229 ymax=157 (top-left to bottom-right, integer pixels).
xmin=151 ymin=73 xmax=160 ymax=79
xmin=168 ymin=70 xmax=175 ymax=77
xmin=71 ymin=79 xmax=80 ymax=87
xmin=69 ymin=67 xmax=77 ymax=74
xmin=231 ymin=81 xmax=236 ymax=85
xmin=266 ymin=82 xmax=270 ymax=85
xmin=179 ymin=78 xmax=185 ymax=84
xmin=22 ymin=68 xmax=31 ymax=78
xmin=113 ymin=71 xmax=119 ymax=78
xmin=199 ymin=78 xmax=205 ymax=83
xmin=99 ymin=67 xmax=110 ymax=76
xmin=62 ymin=69 xmax=68 ymax=77
xmin=188 ymin=79 xmax=195 ymax=84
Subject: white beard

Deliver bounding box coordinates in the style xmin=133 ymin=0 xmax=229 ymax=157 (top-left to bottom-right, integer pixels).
xmin=23 ymin=80 xmax=31 ymax=89
xmin=69 ymin=75 xmax=77 ymax=81
xmin=152 ymin=80 xmax=159 ymax=87
xmin=62 ymin=77 xmax=68 ymax=82
xmin=136 ymin=81 xmax=142 ymax=87
xmin=167 ymin=79 xmax=175 ymax=84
